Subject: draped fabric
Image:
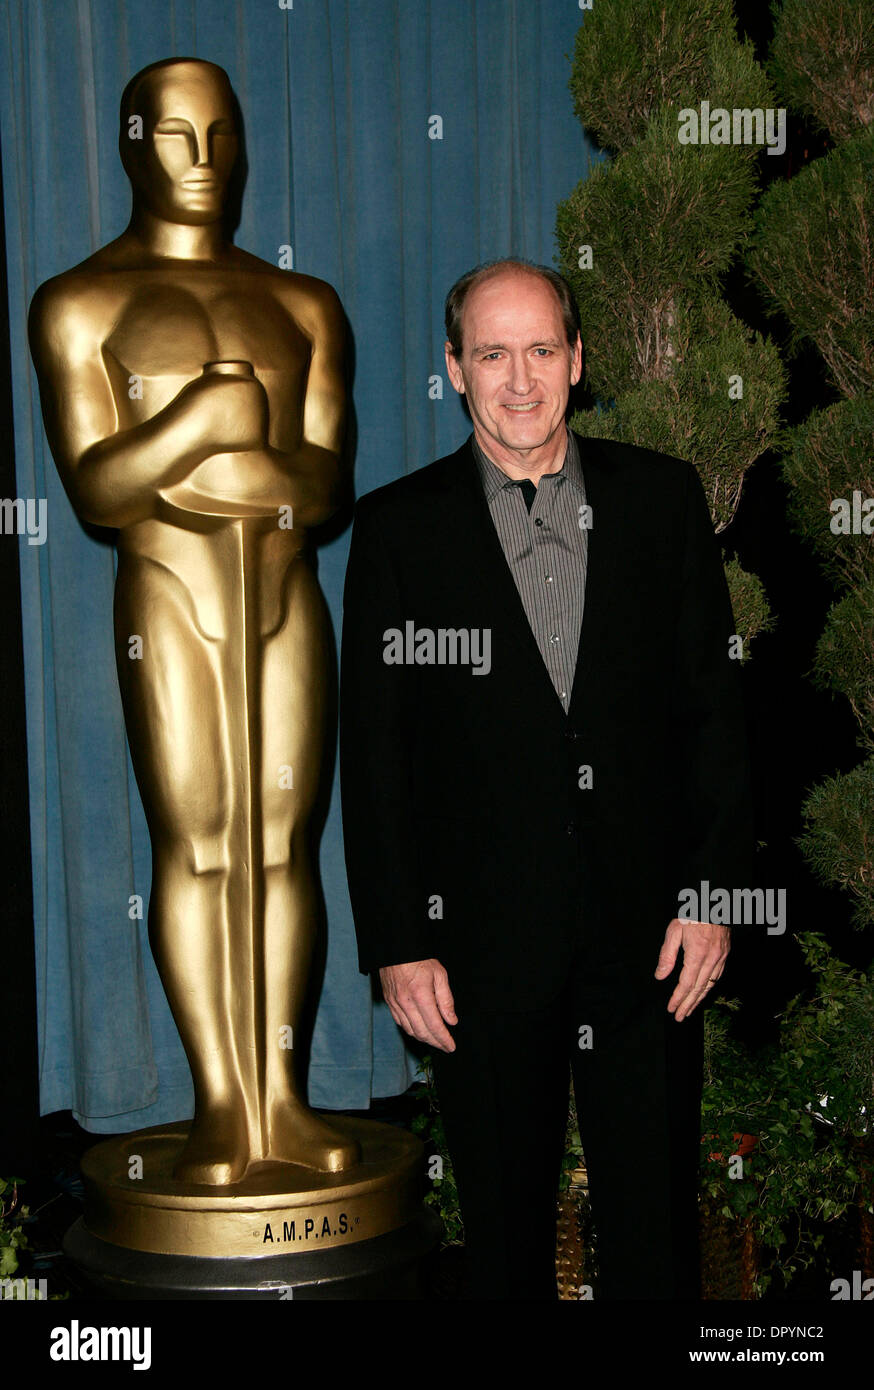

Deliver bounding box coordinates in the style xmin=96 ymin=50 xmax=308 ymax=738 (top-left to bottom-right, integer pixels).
xmin=0 ymin=0 xmax=595 ymax=1130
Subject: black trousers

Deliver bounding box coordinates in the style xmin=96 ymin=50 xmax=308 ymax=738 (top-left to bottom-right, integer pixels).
xmin=431 ymin=945 xmax=704 ymax=1300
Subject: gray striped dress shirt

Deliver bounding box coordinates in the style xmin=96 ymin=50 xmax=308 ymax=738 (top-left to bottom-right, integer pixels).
xmin=471 ymin=428 xmax=589 ymax=711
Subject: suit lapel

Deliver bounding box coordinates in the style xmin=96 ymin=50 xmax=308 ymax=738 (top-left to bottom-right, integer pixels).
xmin=567 ymin=434 xmax=621 ymax=722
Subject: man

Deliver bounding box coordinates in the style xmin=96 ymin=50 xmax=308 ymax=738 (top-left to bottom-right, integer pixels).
xmin=340 ymin=259 xmax=753 ymax=1299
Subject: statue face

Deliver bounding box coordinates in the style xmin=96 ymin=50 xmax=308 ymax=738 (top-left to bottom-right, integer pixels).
xmin=125 ymin=64 xmax=238 ymax=226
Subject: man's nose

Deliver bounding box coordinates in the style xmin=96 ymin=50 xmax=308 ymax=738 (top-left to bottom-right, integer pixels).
xmin=507 ymin=355 xmax=534 ymax=394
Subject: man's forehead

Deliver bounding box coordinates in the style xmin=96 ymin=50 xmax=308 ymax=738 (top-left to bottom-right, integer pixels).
xmin=464 ymin=272 xmax=564 ymax=327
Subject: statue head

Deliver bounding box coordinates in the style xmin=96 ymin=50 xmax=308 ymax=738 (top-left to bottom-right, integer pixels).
xmin=119 ymin=58 xmax=238 ymax=226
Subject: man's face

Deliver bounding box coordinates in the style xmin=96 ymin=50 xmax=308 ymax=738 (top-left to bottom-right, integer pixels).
xmin=444 ymin=270 xmax=582 ymax=473
xmin=126 ymin=65 xmax=238 ymax=225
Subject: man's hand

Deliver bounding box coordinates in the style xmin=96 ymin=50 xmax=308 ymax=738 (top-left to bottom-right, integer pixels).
xmin=654 ymin=918 xmax=730 ymax=1021
xmin=379 ymin=959 xmax=458 ymax=1053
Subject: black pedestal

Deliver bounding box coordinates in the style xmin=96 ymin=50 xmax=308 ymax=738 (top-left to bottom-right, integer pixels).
xmin=65 ymin=1207 xmax=442 ymax=1300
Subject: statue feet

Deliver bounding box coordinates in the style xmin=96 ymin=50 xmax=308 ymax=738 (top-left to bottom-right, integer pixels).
xmin=173 ymin=1104 xmax=251 ymax=1186
xmin=267 ymin=1100 xmax=362 ymax=1172
xmin=171 ymin=1099 xmax=362 ymax=1184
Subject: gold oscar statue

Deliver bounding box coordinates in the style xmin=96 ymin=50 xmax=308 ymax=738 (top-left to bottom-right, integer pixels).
xmin=28 ymin=61 xmax=432 ymax=1289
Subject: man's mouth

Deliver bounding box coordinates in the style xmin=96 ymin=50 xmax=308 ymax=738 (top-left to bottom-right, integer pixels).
xmin=503 ymin=402 xmax=541 ymax=412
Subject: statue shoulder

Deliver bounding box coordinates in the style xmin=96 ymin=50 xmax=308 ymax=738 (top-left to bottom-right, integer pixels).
xmin=269 ymin=269 xmax=345 ymax=341
xmin=29 ymin=262 xmax=122 ymax=360
xmin=222 ymin=246 xmax=343 ymax=338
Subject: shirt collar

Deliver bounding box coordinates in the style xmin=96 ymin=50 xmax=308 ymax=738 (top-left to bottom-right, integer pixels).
xmin=471 ymin=427 xmax=584 ymax=502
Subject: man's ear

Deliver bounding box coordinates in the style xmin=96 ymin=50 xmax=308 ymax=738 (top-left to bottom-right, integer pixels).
xmin=570 ymin=332 xmax=583 ymax=387
xmin=444 ymin=341 xmax=465 ymax=395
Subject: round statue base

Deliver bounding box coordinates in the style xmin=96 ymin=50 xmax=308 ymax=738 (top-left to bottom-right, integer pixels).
xmin=65 ymin=1115 xmax=442 ymax=1300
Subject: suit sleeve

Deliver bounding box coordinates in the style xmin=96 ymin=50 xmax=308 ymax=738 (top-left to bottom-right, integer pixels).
xmin=339 ymin=499 xmax=433 ymax=973
xmin=670 ymin=463 xmax=755 ymax=912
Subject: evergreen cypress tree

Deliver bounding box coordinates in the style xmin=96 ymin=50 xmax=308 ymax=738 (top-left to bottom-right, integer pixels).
xmin=556 ymin=0 xmax=787 ymax=652
xmin=746 ymin=0 xmax=874 ymax=929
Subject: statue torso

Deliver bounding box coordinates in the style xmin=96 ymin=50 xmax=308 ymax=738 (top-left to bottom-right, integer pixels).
xmin=80 ymin=250 xmax=322 ymax=639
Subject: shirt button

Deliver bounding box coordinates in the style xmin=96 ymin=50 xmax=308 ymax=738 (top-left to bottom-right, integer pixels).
xmin=545 ymin=573 xmax=553 ymax=583
xmin=566 ymin=821 xmax=576 ymax=835
xmin=549 ymin=633 xmax=560 ymax=644
xmin=535 ymin=518 xmax=544 ymax=527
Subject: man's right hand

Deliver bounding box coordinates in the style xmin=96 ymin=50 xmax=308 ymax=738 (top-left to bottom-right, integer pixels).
xmin=378 ymin=959 xmax=458 ymax=1053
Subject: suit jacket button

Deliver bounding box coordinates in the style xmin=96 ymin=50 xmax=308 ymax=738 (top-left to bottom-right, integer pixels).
xmin=566 ymin=821 xmax=576 ymax=835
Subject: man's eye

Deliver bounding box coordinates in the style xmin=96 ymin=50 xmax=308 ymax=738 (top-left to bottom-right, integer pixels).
xmin=534 ymin=348 xmax=552 ymax=357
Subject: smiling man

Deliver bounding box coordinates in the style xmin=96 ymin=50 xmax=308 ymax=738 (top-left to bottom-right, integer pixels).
xmin=444 ymin=267 xmax=583 ymax=479
xmin=340 ymin=259 xmax=753 ymax=1299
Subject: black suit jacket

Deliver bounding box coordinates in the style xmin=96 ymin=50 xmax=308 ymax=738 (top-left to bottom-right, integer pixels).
xmin=339 ymin=433 xmax=754 ymax=1010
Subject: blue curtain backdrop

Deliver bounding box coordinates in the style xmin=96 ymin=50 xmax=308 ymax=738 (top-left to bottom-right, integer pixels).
xmin=1 ymin=0 xmax=598 ymax=1131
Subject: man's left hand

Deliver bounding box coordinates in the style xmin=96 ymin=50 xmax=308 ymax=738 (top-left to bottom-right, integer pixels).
xmin=654 ymin=918 xmax=730 ymax=1021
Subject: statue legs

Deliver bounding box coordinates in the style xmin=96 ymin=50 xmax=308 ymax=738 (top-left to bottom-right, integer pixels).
xmin=115 ymin=542 xmax=359 ymax=1185
xmin=259 ymin=561 xmax=360 ymax=1170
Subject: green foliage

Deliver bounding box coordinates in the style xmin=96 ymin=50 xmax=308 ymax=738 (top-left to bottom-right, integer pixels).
xmin=723 ymin=556 xmax=775 ymax=653
xmin=569 ymin=295 xmax=786 ymax=530
xmin=557 ymin=108 xmax=757 ymax=398
xmin=786 ymin=932 xmax=874 ymax=1105
xmin=746 ymin=127 xmax=874 ymax=398
xmin=569 ymin=0 xmax=771 ymax=155
xmin=812 ymin=580 xmax=874 ymax=746
xmin=0 ymin=1177 xmax=30 ymax=1284
xmin=411 ymin=1058 xmax=464 ymax=1245
xmin=702 ymin=934 xmax=874 ymax=1294
xmin=780 ymin=394 xmax=874 ymax=591
xmin=798 ymin=758 xmax=874 ymax=930
xmin=558 ymin=0 xmax=785 ymax=656
xmin=769 ymin=0 xmax=874 ymax=143
xmin=752 ymin=10 xmax=874 ymax=927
